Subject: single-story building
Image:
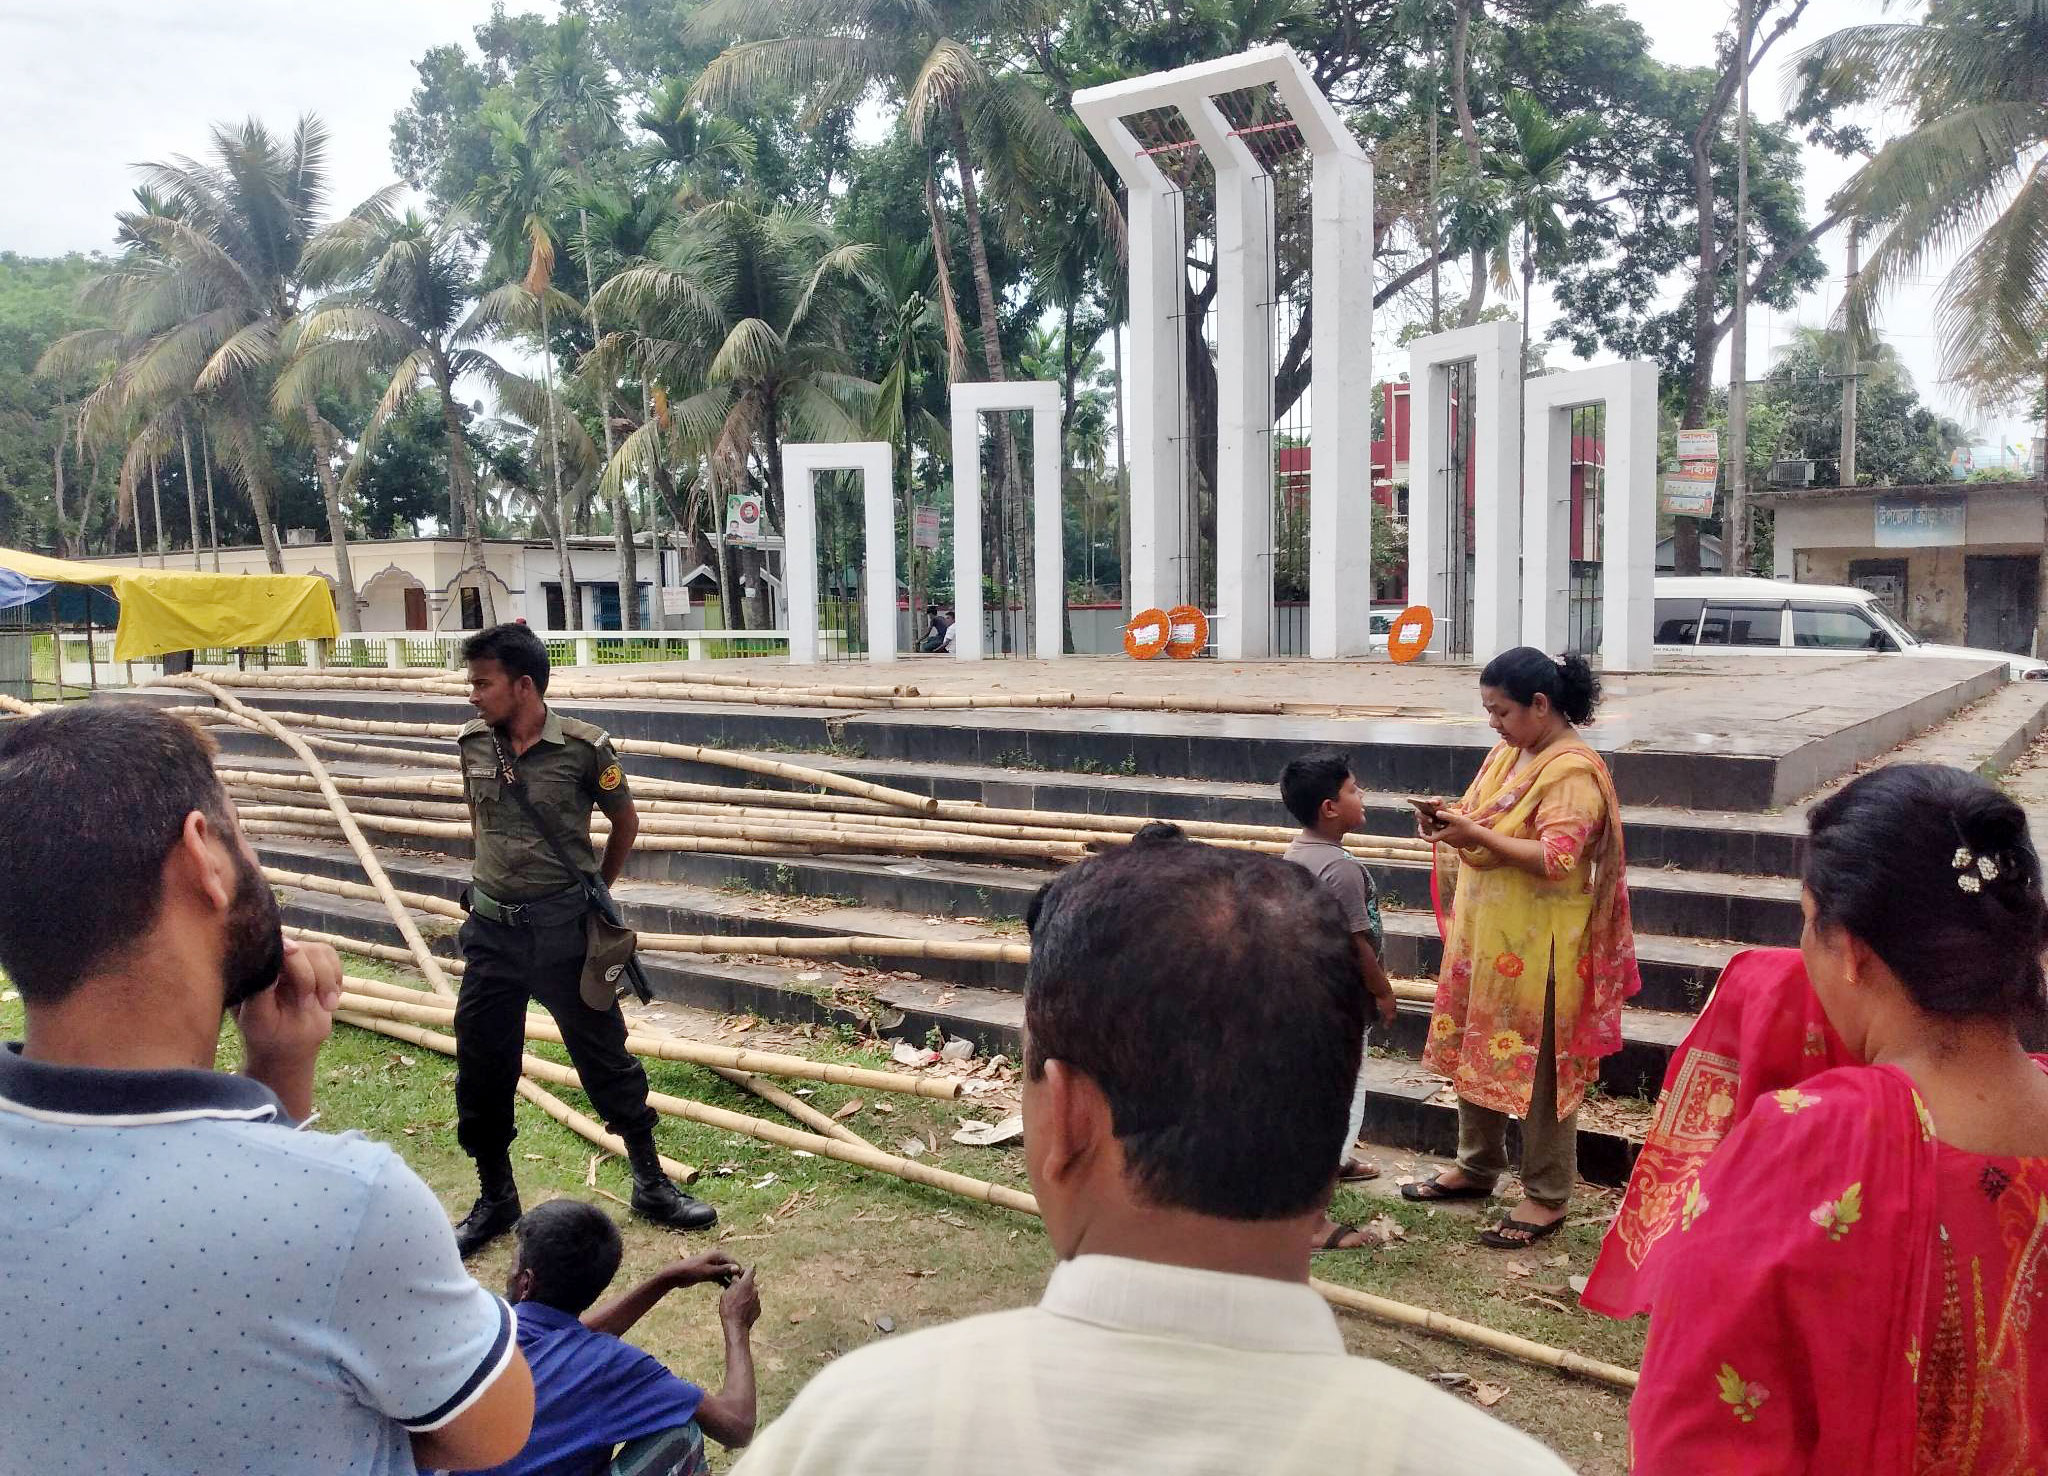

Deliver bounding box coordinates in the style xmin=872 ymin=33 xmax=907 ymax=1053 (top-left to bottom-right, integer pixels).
xmin=1762 ymin=480 xmax=2048 ymax=656
xmin=84 ymin=534 xmax=749 ymax=633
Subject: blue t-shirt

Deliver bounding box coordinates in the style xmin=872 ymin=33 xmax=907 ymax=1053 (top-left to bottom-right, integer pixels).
xmin=0 ymin=1045 xmax=514 ymax=1475
xmin=483 ymin=1301 xmax=705 ymax=1476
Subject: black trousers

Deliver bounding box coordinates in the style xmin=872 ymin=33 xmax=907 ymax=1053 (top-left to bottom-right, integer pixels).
xmin=454 ymin=911 xmax=658 ymax=1160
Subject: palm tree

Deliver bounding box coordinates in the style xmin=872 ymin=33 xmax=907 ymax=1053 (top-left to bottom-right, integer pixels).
xmin=529 ymin=16 xmax=645 ymax=627
xmin=468 ymin=108 xmax=583 ymax=624
xmin=111 ymin=119 xmax=379 ymax=609
xmin=868 ymin=242 xmax=946 ymax=621
xmin=634 ymin=79 xmax=757 ymax=210
xmin=593 ymin=198 xmax=878 ymax=629
xmin=286 ymin=205 xmax=512 ymax=625
xmin=1490 ymin=95 xmax=1600 ymax=373
xmin=690 ymin=0 xmax=1115 ymax=395
xmin=1801 ymin=0 xmax=2048 ymax=439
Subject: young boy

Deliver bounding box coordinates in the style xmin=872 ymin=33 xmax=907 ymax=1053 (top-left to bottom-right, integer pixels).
xmin=1280 ymin=752 xmax=1401 ymax=1249
xmin=482 ymin=1200 xmax=761 ymax=1476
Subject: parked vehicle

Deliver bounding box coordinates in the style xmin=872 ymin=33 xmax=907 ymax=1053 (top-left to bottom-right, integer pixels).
xmin=1653 ymin=576 xmax=2047 ymax=680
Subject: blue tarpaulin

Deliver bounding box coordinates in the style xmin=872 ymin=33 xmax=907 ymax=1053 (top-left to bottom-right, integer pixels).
xmin=0 ymin=567 xmax=54 ymax=612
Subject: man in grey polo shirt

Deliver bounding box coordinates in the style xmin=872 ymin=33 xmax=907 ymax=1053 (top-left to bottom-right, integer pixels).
xmin=0 ymin=703 xmax=535 ymax=1473
xmin=1281 ymin=751 xmax=1400 ymax=1253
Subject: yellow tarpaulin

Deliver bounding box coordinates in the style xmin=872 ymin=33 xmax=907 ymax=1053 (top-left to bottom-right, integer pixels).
xmin=0 ymin=548 xmax=339 ymax=661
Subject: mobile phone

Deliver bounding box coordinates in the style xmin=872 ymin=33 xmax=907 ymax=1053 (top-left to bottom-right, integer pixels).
xmin=1407 ymin=797 xmax=1442 ymax=819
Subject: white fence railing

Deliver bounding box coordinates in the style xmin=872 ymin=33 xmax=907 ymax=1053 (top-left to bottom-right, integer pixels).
xmin=52 ymin=627 xmax=841 ymax=688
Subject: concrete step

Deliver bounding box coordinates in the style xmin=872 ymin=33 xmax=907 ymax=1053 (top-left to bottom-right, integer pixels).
xmin=282 ymin=884 xmax=1653 ymax=1185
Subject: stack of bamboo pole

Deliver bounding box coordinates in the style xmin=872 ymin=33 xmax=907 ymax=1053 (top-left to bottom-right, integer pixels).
xmin=184 ymin=665 xmax=1455 ymax=722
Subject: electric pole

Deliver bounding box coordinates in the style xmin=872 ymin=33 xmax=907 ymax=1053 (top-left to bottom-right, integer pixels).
xmin=1728 ymin=0 xmax=1753 ymax=577
xmin=1840 ymin=226 xmax=1860 ymax=488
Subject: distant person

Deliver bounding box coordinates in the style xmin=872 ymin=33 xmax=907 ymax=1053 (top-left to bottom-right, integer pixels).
xmin=0 ymin=703 xmax=534 ymax=1472
xmin=482 ymin=1201 xmax=762 ymax=1476
xmin=917 ymin=604 xmax=945 ymax=653
xmin=1623 ymin=765 xmax=2048 ymax=1472
xmin=939 ymin=610 xmax=957 ymax=654
xmin=1281 ymin=752 xmax=1400 ymax=1249
xmin=452 ymin=623 xmax=716 ymax=1256
xmin=1403 ymin=649 xmax=1640 ymax=1249
xmin=732 ymin=841 xmax=1572 ymax=1475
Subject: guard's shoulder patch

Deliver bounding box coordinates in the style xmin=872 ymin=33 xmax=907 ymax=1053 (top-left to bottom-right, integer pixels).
xmin=557 ymin=715 xmax=613 ymax=748
xmin=598 ymin=762 xmax=625 ymax=792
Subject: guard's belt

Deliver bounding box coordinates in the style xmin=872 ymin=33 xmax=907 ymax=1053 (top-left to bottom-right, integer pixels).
xmin=466 ymin=884 xmax=587 ymax=928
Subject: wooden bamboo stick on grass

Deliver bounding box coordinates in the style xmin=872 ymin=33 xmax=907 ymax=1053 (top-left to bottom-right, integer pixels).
xmin=338 ymin=1010 xmax=1025 ymax=1210
xmin=1309 ymin=1278 xmax=1640 ymax=1392
xmin=335 ymin=985 xmax=962 ymax=1100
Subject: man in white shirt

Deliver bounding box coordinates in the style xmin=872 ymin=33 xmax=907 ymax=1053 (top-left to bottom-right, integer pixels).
xmin=734 ymin=835 xmax=1573 ymax=1475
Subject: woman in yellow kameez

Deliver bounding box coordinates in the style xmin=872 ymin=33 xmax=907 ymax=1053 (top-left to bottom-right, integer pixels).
xmin=1400 ymin=648 xmax=1640 ymax=1248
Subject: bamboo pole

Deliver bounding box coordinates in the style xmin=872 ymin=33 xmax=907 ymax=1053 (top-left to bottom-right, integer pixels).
xmin=263 ymin=867 xmax=1035 ymax=967
xmin=709 ymin=1067 xmax=874 ymax=1147
xmin=334 ymin=985 xmax=962 ymax=1100
xmin=337 ymin=1011 xmax=1028 ymax=1211
xmin=515 ymin=1077 xmax=699 ymax=1184
xmin=174 ymin=680 xmax=454 ymax=995
xmin=334 ymin=1006 xmax=1629 ymax=1389
xmin=1309 ymin=1279 xmax=1641 ymax=1392
xmin=283 ymin=924 xmax=467 ymax=974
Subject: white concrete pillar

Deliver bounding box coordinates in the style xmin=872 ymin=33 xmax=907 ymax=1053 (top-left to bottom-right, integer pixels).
xmin=1517 ymin=360 xmax=1660 ymax=669
xmin=1405 ymin=320 xmax=1521 ymax=661
xmin=1308 ymin=150 xmax=1375 ymax=657
xmin=781 ymin=441 xmax=897 ymax=664
xmin=952 ymin=412 xmax=986 ymax=661
xmin=1182 ymin=97 xmax=1272 ymax=659
xmin=950 ymin=382 xmax=1065 ymax=661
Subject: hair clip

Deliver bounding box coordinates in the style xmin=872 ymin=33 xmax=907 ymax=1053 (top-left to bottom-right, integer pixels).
xmin=1978 ymin=855 xmax=1999 ymax=882
xmin=1959 ymin=872 xmax=1983 ymax=894
xmin=1953 ymin=846 xmax=1974 ymax=871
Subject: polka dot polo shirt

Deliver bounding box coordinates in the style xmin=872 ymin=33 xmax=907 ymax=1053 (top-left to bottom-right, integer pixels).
xmin=0 ymin=1044 xmax=513 ymax=1474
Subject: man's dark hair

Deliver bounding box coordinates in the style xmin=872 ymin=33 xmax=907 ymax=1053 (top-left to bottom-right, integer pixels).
xmin=510 ymin=1200 xmax=623 ymax=1314
xmin=461 ymin=622 xmax=551 ymax=695
xmin=1279 ymin=751 xmax=1353 ymax=828
xmin=1025 ymin=843 xmax=1364 ymax=1220
xmin=0 ymin=704 xmax=234 ymax=1004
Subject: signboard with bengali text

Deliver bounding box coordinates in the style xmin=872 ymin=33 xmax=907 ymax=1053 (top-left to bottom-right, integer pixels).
xmin=1875 ymin=498 xmax=1965 ymax=548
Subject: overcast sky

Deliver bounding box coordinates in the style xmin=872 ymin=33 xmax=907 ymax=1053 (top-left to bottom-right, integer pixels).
xmin=0 ymin=0 xmax=2026 ymax=448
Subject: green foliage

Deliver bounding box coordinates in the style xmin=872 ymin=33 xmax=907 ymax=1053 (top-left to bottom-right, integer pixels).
xmin=0 ymin=253 xmax=109 ymax=547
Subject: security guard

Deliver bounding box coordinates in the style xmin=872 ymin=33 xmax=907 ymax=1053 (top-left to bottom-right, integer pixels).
xmin=449 ymin=622 xmax=716 ymax=1256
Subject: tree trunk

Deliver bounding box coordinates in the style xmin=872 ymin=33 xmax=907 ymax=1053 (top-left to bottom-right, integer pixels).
xmin=201 ymin=422 xmax=221 ymax=571
xmin=435 ymin=357 xmax=494 ymax=626
xmin=180 ymin=413 xmax=203 ymax=569
xmin=538 ymin=294 xmax=578 ymax=628
xmin=247 ymin=460 xmax=287 ymax=573
xmin=579 ymin=206 xmax=637 ymax=632
xmin=1450 ymin=0 xmax=1488 ymax=326
xmin=52 ymin=402 xmax=72 ymax=556
xmin=309 ymin=417 xmax=361 ymax=633
xmin=149 ymin=456 xmax=168 ymax=568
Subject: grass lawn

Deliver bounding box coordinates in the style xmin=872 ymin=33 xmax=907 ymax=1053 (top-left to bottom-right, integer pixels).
xmin=0 ymin=959 xmax=1644 ymax=1473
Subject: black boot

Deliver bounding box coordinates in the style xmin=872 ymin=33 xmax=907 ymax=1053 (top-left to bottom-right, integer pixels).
xmin=625 ymin=1131 xmax=718 ymax=1231
xmin=453 ymin=1153 xmax=522 ymax=1258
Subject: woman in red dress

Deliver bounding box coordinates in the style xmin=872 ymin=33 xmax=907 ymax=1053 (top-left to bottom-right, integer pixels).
xmin=1613 ymin=764 xmax=2048 ymax=1474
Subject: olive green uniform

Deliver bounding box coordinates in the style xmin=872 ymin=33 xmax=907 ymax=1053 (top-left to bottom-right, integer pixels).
xmin=452 ymin=708 xmax=653 ymax=1158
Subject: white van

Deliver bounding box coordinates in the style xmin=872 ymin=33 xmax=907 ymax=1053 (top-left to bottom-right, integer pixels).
xmin=1654 ymin=576 xmax=2047 ymax=681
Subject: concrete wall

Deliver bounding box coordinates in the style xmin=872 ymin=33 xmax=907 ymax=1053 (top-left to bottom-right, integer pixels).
xmin=1775 ymin=487 xmax=2048 ymax=648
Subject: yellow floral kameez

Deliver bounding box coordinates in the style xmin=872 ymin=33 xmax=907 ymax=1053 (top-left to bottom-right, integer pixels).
xmin=1421 ymin=738 xmax=1640 ymax=1119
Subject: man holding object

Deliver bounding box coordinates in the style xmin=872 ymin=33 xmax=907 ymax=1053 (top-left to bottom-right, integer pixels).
xmin=452 ymin=624 xmax=716 ymax=1255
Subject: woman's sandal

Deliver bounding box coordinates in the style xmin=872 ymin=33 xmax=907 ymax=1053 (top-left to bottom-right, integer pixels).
xmin=1314 ymin=1222 xmax=1373 ymax=1251
xmin=1478 ymin=1213 xmax=1567 ymax=1249
xmin=1338 ymin=1158 xmax=1383 ymax=1183
xmin=1399 ymin=1173 xmax=1494 ymax=1203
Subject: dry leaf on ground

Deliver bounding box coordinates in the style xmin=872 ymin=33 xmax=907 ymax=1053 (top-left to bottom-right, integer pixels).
xmin=833 ymin=1098 xmax=864 ymax=1121
xmin=1473 ymin=1381 xmax=1510 ymax=1408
